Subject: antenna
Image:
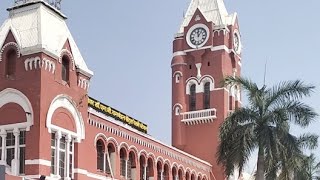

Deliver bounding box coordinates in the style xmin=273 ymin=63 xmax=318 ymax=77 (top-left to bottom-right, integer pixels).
xmin=263 ymin=57 xmax=268 ymax=86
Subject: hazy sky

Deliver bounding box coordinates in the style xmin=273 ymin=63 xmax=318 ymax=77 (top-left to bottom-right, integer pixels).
xmin=1 ymin=0 xmax=320 ymax=173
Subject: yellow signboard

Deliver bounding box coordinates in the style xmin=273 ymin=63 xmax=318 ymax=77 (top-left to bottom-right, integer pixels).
xmin=88 ymin=97 xmax=148 ymax=133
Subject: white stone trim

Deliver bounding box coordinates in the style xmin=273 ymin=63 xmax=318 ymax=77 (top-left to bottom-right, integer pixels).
xmin=23 ymin=175 xmax=61 ymax=180
xmin=106 ymin=137 xmax=119 ymax=149
xmin=24 ymin=56 xmax=56 ymax=73
xmin=173 ymin=45 xmax=242 ymax=60
xmin=173 ymin=71 xmax=183 ymax=84
xmin=77 ymin=77 xmax=90 ymax=90
xmin=171 ymin=62 xmax=187 ymax=67
xmin=0 ymin=88 xmax=33 ymax=131
xmin=199 ymin=75 xmax=215 ymax=92
xmin=0 ymin=42 xmax=20 ymax=61
xmin=185 ymin=45 xmax=212 ymax=53
xmin=46 ymin=94 xmax=85 ymax=142
xmin=213 ymin=28 xmax=229 ymax=37
xmin=74 ymin=168 xmax=115 ymax=180
xmin=59 ymin=49 xmax=75 ymax=71
xmin=210 ymin=45 xmax=230 ymax=53
xmin=94 ymin=133 xmax=108 ymax=147
xmin=173 ymin=51 xmax=186 ymax=57
xmin=25 ymin=159 xmax=51 ymax=167
xmin=185 ymin=78 xmax=200 ymax=95
xmin=119 ymin=142 xmax=130 ymax=153
xmin=173 ymin=103 xmax=183 ymax=116
xmin=195 ymin=63 xmax=202 ymax=79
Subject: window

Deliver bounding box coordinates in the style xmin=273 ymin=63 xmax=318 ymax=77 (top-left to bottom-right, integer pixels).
xmin=6 ymin=132 xmax=15 ymax=166
xmin=5 ymin=49 xmax=17 ymax=78
xmin=59 ymin=136 xmax=66 ymax=178
xmin=189 ymin=84 xmax=196 ymax=111
xmin=139 ymin=156 xmax=145 ymax=180
xmin=51 ymin=133 xmax=56 ymax=174
xmin=120 ymin=148 xmax=126 ymax=177
xmin=96 ymin=140 xmax=104 ymax=171
xmin=163 ymin=164 xmax=169 ymax=180
xmin=51 ymin=132 xmax=74 ymax=179
xmin=127 ymin=152 xmax=136 ymax=179
xmin=0 ymin=129 xmax=26 ymax=175
xmin=19 ymin=131 xmax=26 ymax=174
xmin=147 ymin=158 xmax=154 ymax=180
xmin=157 ymin=162 xmax=162 ymax=180
xmin=61 ymin=56 xmax=69 ymax=82
xmin=203 ymin=82 xmax=210 ymax=109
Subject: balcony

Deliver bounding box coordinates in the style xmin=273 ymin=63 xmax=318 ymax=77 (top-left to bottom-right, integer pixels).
xmin=181 ymin=108 xmax=217 ymax=125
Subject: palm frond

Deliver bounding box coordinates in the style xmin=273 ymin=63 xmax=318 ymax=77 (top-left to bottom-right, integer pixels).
xmin=266 ymin=80 xmax=315 ymax=109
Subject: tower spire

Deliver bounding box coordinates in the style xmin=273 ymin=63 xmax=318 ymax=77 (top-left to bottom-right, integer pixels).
xmin=178 ymin=0 xmax=237 ymax=33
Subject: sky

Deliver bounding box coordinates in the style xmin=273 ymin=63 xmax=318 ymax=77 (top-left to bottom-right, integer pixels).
xmin=1 ymin=0 xmax=320 ymax=174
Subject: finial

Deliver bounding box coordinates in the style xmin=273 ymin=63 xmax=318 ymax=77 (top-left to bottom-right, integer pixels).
xmin=14 ymin=0 xmax=62 ymax=10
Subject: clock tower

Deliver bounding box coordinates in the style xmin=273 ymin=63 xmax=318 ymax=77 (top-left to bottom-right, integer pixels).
xmin=171 ymin=0 xmax=242 ymax=179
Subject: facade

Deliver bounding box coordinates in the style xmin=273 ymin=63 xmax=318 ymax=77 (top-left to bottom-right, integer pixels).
xmin=0 ymin=0 xmax=242 ymax=180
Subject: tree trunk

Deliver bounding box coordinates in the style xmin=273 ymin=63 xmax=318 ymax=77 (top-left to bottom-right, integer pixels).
xmin=256 ymin=145 xmax=265 ymax=180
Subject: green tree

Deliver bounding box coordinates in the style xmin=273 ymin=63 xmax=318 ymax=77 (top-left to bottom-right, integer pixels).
xmin=217 ymin=76 xmax=318 ymax=180
xmin=293 ymin=153 xmax=320 ymax=180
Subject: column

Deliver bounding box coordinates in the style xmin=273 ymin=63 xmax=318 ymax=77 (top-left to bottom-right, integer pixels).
xmin=125 ymin=158 xmax=128 ymax=179
xmin=161 ymin=170 xmax=164 ymax=180
xmin=103 ymin=152 xmax=107 ymax=172
xmin=65 ymin=135 xmax=71 ymax=180
xmin=13 ymin=128 xmax=20 ymax=175
xmin=0 ymin=129 xmax=6 ymax=165
xmin=55 ymin=131 xmax=62 ymax=176
xmin=143 ymin=165 xmax=147 ymax=180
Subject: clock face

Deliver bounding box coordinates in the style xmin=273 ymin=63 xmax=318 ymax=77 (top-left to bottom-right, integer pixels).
xmin=190 ymin=27 xmax=208 ymax=46
xmin=233 ymin=32 xmax=241 ymax=54
xmin=186 ymin=24 xmax=209 ymax=48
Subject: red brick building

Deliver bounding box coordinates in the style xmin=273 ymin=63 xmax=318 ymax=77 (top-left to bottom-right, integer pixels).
xmin=0 ymin=0 xmax=242 ymax=179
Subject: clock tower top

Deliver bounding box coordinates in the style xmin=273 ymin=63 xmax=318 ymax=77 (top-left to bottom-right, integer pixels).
xmin=178 ymin=0 xmax=238 ymax=34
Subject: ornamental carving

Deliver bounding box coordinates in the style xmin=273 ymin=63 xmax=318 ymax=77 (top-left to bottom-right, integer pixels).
xmin=0 ymin=42 xmax=20 ymax=61
xmin=24 ymin=56 xmax=56 ymax=73
xmin=59 ymin=49 xmax=75 ymax=71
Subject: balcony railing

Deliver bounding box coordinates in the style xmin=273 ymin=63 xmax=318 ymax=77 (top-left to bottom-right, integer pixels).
xmin=181 ymin=108 xmax=217 ymax=125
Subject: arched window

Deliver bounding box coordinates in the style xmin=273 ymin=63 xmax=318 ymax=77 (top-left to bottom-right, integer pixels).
xmin=157 ymin=161 xmax=162 ymax=180
xmin=127 ymin=151 xmax=136 ymax=179
xmin=189 ymin=84 xmax=196 ymax=111
xmin=120 ymin=148 xmax=127 ymax=177
xmin=96 ymin=140 xmax=104 ymax=171
xmin=5 ymin=49 xmax=17 ymax=78
xmin=163 ymin=164 xmax=169 ymax=180
xmin=203 ymin=82 xmax=210 ymax=109
xmin=139 ymin=156 xmax=146 ymax=180
xmin=178 ymin=169 xmax=183 ymax=180
xmin=106 ymin=143 xmax=116 ymax=175
xmin=147 ymin=158 xmax=154 ymax=180
xmin=172 ymin=167 xmax=177 ymax=180
xmin=186 ymin=172 xmax=190 ymax=180
xmin=61 ymin=56 xmax=69 ymax=82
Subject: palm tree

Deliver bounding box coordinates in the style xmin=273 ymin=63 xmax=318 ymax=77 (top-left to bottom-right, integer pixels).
xmin=293 ymin=153 xmax=320 ymax=180
xmin=217 ymin=76 xmax=318 ymax=180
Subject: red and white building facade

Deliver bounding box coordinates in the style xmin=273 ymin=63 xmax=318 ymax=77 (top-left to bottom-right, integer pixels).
xmin=0 ymin=0 xmax=242 ymax=179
